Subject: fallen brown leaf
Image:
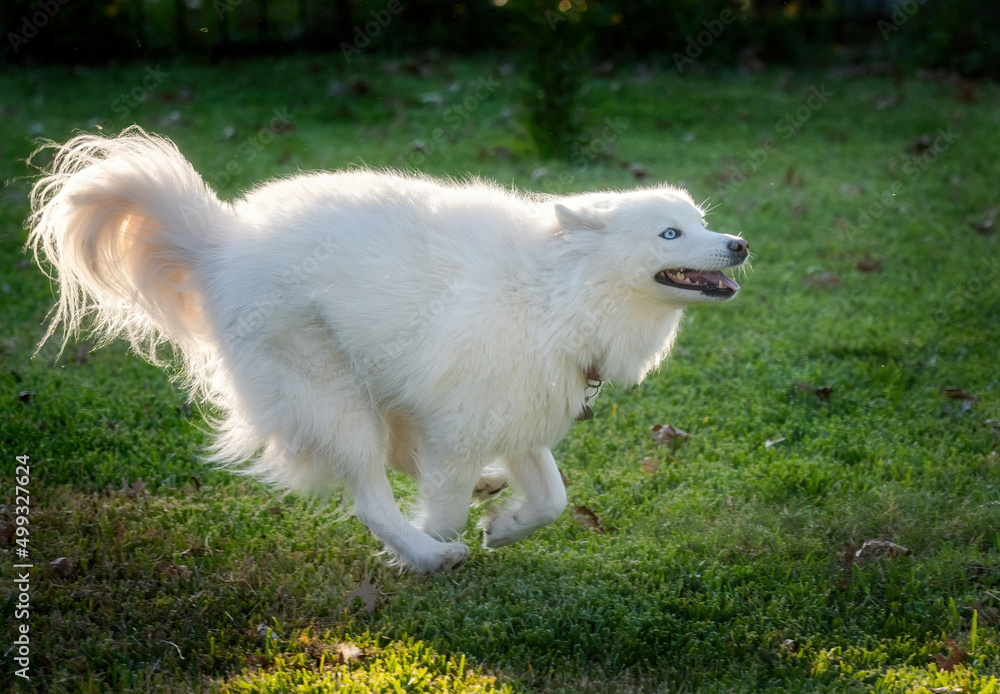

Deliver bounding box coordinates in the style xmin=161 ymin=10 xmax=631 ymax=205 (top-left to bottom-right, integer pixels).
xmin=334 ymin=642 xmax=366 ymax=664
xmin=50 ymin=557 xmax=74 ymax=577
xmin=945 ymin=387 xmax=979 ymax=402
xmin=804 ymin=271 xmax=841 ymax=290
xmin=573 ymin=504 xmax=616 ymax=535
xmin=932 ymin=638 xmax=967 ymax=672
xmin=856 ymin=252 xmax=883 ymax=273
xmin=853 ymin=539 xmax=911 ymax=565
xmin=627 ymin=162 xmax=650 ymax=180
xmin=154 ymin=561 xmax=191 ymax=579
xmin=795 ymin=382 xmax=833 ymax=402
xmin=641 ymin=456 xmax=660 ymax=474
xmin=346 ymin=579 xmax=379 ymax=616
xmin=781 ymin=639 xmax=800 ymax=654
xmin=649 ymin=424 xmax=690 ymax=447
xmin=839 ymin=541 xmax=859 ymax=569
xmin=113 ymin=477 xmax=148 ymax=501
xmin=268 ymin=506 xmax=283 ymax=516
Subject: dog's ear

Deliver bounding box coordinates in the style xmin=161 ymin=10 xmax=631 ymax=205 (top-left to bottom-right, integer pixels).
xmin=554 ymin=203 xmax=606 ymax=231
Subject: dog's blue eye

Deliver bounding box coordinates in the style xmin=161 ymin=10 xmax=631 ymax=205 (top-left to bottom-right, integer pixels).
xmin=660 ymin=228 xmax=681 ymax=240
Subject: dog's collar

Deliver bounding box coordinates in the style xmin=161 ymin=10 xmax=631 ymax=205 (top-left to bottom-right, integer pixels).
xmin=576 ymin=365 xmax=602 ymax=422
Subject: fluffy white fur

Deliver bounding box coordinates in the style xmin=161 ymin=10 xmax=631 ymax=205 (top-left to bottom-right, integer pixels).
xmin=27 ymin=126 xmax=749 ymax=572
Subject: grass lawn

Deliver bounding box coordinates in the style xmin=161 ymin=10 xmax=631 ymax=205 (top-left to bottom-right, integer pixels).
xmin=1 ymin=54 xmax=999 ymax=693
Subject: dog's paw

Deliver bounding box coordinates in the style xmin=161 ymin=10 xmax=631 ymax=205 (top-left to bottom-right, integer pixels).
xmin=409 ymin=540 xmax=470 ymax=573
xmin=480 ymin=509 xmax=537 ymax=549
xmin=472 ymin=468 xmax=508 ymax=503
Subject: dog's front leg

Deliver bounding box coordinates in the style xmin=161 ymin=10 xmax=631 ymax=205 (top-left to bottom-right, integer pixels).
xmin=479 ymin=447 xmax=567 ymax=548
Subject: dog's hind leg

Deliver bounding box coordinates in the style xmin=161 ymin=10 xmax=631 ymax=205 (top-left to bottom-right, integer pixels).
xmin=480 ymin=447 xmax=567 ymax=549
xmin=472 ymin=463 xmax=509 ymax=503
xmin=346 ymin=463 xmax=470 ymax=572
xmin=221 ymin=331 xmax=467 ymax=572
xmin=329 ymin=404 xmax=468 ymax=572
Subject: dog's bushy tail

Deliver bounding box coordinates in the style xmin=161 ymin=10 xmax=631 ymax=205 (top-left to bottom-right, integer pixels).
xmin=27 ymin=126 xmax=229 ymax=384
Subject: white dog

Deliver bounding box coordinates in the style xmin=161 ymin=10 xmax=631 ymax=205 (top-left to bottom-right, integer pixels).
xmin=27 ymin=127 xmax=749 ymax=572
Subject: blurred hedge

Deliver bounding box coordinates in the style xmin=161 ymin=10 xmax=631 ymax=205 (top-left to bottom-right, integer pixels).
xmin=3 ymin=0 xmax=999 ymax=77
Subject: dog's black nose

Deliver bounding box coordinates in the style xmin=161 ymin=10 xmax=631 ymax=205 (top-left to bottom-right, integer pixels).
xmin=728 ymin=238 xmax=749 ymax=260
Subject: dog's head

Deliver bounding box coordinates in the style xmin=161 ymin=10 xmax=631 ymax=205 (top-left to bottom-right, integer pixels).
xmin=554 ymin=186 xmax=749 ymax=306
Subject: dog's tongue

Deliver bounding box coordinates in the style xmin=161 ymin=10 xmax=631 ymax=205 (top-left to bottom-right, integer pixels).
xmin=686 ymin=270 xmax=740 ymax=292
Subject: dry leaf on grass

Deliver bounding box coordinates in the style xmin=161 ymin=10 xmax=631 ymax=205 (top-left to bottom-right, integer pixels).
xmin=856 ymin=252 xmax=883 ymax=273
xmin=944 ymin=387 xmax=979 ymax=402
xmin=154 ymin=561 xmax=191 ymax=579
xmin=910 ymin=134 xmax=934 ymax=153
xmin=795 ymin=382 xmax=833 ymax=401
xmin=50 ymin=557 xmax=74 ymax=577
xmin=267 ymin=506 xmax=283 ymax=516
xmin=853 ymin=540 xmax=912 ymax=565
xmin=573 ymin=504 xmax=616 ymax=535
xmin=650 ymin=424 xmax=690 ymax=448
xmin=641 ymin=456 xmax=660 ymax=474
xmin=781 ymin=639 xmax=800 ymax=654
xmin=334 ymin=642 xmax=366 ymax=664
xmin=765 ymin=437 xmax=785 ymax=450
xmin=346 ymin=579 xmax=379 ymax=616
xmin=113 ymin=478 xmax=148 ymax=501
xmin=804 ymin=271 xmax=841 ymax=290
xmin=932 ymin=638 xmax=967 ymax=672
xmin=626 ymin=162 xmax=650 ymax=180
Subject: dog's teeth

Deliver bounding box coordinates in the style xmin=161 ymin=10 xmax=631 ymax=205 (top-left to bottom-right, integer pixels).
xmin=718 ymin=280 xmax=724 ymax=288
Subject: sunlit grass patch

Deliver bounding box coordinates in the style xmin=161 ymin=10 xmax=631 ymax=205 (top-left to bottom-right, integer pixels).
xmin=219 ymin=632 xmax=514 ymax=693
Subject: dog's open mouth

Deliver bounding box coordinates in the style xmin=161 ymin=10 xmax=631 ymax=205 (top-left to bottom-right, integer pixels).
xmin=655 ymin=268 xmax=741 ymax=297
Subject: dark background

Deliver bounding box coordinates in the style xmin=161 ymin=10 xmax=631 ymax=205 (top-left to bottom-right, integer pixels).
xmin=3 ymin=0 xmax=998 ymax=78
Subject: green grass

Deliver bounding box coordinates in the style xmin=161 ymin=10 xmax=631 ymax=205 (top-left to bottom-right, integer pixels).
xmin=1 ymin=54 xmax=999 ymax=693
